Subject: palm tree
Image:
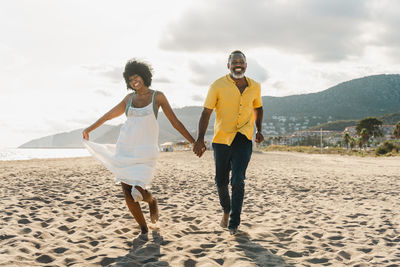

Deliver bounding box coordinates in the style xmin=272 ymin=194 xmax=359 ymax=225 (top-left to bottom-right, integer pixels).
xmin=350 ymin=137 xmax=355 ymax=150
xmin=393 ymin=122 xmax=400 ymax=139
xmin=360 ymin=128 xmax=370 ymax=149
xmin=356 ymin=117 xmax=383 ymax=138
xmin=342 ymin=132 xmax=351 ymax=149
xmin=357 ymin=137 xmax=363 ymax=150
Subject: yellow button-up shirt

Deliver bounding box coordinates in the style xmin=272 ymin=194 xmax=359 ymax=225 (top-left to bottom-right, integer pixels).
xmin=204 ymin=75 xmax=263 ymax=145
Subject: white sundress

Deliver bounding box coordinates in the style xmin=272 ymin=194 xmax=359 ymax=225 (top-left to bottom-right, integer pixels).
xmin=83 ymin=91 xmax=159 ymax=201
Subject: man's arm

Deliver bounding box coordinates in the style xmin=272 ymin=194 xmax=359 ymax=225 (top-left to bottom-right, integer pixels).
xmin=254 ymin=106 xmax=264 ymax=143
xmin=193 ymin=108 xmax=213 ymax=157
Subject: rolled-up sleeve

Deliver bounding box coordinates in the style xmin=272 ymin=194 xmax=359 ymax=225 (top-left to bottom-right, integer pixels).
xmin=204 ymin=84 xmax=218 ymax=109
xmin=253 ymin=84 xmax=262 ymax=108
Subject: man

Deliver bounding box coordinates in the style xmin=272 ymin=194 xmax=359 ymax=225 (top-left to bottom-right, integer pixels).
xmin=193 ymin=50 xmax=264 ymax=235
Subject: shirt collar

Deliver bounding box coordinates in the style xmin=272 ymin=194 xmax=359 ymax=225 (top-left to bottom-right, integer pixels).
xmin=226 ymin=74 xmax=251 ymax=86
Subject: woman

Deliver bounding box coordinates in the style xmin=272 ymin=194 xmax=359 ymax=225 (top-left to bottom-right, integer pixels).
xmin=83 ymin=59 xmax=195 ymax=236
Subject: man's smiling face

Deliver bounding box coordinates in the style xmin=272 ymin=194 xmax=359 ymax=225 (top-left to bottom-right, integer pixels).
xmin=228 ymin=53 xmax=247 ymax=79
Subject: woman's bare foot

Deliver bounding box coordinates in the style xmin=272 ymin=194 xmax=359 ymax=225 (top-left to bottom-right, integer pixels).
xmin=138 ymin=227 xmax=149 ymax=241
xmin=140 ymin=226 xmax=149 ymax=235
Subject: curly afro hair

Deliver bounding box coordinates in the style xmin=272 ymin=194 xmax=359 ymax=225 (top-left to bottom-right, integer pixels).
xmin=123 ymin=59 xmax=153 ymax=90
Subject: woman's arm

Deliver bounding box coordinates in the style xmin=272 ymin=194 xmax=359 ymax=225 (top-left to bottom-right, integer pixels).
xmin=82 ymin=94 xmax=130 ymax=140
xmin=157 ymin=92 xmax=195 ymax=144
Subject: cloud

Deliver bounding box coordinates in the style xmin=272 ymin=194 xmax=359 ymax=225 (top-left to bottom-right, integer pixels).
xmin=83 ymin=65 xmax=123 ymax=83
xmin=191 ymin=94 xmax=205 ymax=102
xmin=0 ymin=43 xmax=28 ymax=71
xmin=159 ymin=0 xmax=371 ymax=62
xmin=189 ymin=60 xmax=226 ymax=86
xmin=153 ymin=77 xmax=172 ymax=83
xmin=84 ymin=65 xmax=175 ymax=86
xmin=189 ymin=57 xmax=268 ymax=86
xmin=94 ymin=89 xmax=112 ymax=97
xmin=272 ymin=81 xmax=286 ymax=90
xmin=366 ymin=0 xmax=400 ymax=60
xmin=246 ymin=59 xmax=268 ymax=83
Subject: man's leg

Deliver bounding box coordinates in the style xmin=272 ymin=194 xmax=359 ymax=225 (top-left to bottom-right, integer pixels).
xmin=212 ymin=142 xmax=232 ymax=227
xmin=229 ymin=133 xmax=252 ymax=233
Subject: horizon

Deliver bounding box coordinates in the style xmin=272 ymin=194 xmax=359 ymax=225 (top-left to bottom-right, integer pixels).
xmin=15 ymin=73 xmax=400 ymax=149
xmin=2 ymin=0 xmax=400 ymax=148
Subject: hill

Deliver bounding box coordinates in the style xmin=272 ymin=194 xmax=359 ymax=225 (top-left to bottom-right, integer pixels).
xmin=262 ymin=74 xmax=400 ymax=119
xmin=19 ymin=125 xmax=116 ymax=148
xmin=308 ymin=112 xmax=400 ymax=131
xmin=19 ymin=74 xmax=400 ymax=147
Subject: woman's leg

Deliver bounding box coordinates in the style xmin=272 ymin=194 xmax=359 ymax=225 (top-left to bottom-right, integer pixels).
xmin=134 ymin=185 xmax=159 ymax=223
xmin=121 ymin=182 xmax=148 ymax=234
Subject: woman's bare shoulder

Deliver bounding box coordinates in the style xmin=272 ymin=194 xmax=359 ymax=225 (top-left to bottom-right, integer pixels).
xmin=123 ymin=92 xmax=134 ymax=102
xmin=155 ymin=90 xmax=166 ymax=99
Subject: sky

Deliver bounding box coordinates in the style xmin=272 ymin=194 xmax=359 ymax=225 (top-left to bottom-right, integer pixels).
xmin=1 ymin=0 xmax=400 ymax=148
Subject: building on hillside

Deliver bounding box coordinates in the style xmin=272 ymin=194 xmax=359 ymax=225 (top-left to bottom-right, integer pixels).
xmin=174 ymin=141 xmax=192 ymax=151
xmin=160 ymin=142 xmax=174 ymax=152
xmin=287 ymin=130 xmax=341 ymax=145
xmin=344 ymin=125 xmax=394 ymax=138
xmin=372 ymin=125 xmax=395 ymax=143
xmin=382 ymin=125 xmax=395 ymax=138
xmin=343 ymin=126 xmax=357 ymax=137
xmin=160 ymin=140 xmax=194 ymax=152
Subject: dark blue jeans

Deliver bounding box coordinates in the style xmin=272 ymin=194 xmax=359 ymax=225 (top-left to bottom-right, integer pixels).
xmin=212 ymin=132 xmax=252 ymax=229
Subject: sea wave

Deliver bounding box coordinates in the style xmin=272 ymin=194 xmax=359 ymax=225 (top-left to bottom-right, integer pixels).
xmin=0 ymin=148 xmax=90 ymax=161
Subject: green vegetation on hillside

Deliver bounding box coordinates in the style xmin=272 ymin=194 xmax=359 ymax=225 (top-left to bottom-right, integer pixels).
xmin=309 ymin=120 xmax=357 ymax=131
xmin=262 ymin=74 xmax=400 ymax=120
xmin=262 ymin=145 xmax=378 ymax=156
xmin=308 ymin=112 xmax=400 ymax=132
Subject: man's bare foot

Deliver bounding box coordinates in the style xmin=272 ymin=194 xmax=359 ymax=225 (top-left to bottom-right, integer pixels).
xmin=220 ymin=213 xmax=229 ymax=228
xmin=149 ymin=198 xmax=159 ymax=223
xmin=229 ymin=227 xmax=238 ymax=235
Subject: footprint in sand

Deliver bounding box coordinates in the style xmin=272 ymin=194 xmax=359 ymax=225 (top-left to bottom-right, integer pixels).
xmin=200 ymin=243 xmax=216 ymax=249
xmin=306 ymin=257 xmax=329 ymax=264
xmin=284 ymin=250 xmax=302 ymax=258
xmin=36 ymin=254 xmax=54 ymax=264
xmin=338 ymin=250 xmax=351 ymax=260
xmin=18 ymin=218 xmax=31 ymax=224
xmin=184 ymin=259 xmax=196 ymax=267
xmin=53 ymin=247 xmax=68 ymax=254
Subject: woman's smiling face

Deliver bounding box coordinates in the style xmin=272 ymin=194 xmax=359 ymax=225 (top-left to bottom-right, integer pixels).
xmin=128 ymin=75 xmax=144 ymax=90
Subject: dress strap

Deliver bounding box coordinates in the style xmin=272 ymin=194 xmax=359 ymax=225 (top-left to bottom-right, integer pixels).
xmin=152 ymin=90 xmax=158 ymax=119
xmin=125 ymin=93 xmax=134 ymax=116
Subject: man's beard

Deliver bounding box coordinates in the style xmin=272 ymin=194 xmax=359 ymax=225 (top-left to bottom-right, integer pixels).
xmin=231 ymin=72 xmax=245 ymax=79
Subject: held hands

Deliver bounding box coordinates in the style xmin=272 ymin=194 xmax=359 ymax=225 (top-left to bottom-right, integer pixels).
xmin=193 ymin=140 xmax=206 ymax=158
xmin=255 ymin=131 xmax=264 ymax=143
xmin=82 ymin=129 xmax=90 ymax=140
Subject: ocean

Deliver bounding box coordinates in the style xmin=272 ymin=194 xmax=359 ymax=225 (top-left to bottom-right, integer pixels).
xmin=0 ymin=148 xmax=90 ymax=161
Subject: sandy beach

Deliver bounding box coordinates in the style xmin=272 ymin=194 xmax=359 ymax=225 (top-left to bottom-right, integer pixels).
xmin=0 ymin=151 xmax=399 ymax=266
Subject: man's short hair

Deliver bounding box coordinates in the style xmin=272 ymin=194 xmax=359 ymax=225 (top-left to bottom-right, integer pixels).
xmin=228 ymin=50 xmax=246 ymax=62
